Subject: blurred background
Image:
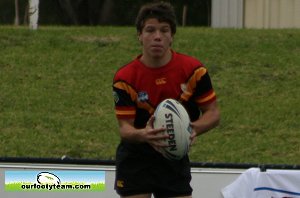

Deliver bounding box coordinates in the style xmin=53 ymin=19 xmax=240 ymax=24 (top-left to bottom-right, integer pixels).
xmin=0 ymin=0 xmax=211 ymax=27
xmin=2 ymin=0 xmax=300 ymax=29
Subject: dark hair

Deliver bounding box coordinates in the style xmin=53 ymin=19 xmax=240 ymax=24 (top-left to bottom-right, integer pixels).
xmin=135 ymin=2 xmax=177 ymax=35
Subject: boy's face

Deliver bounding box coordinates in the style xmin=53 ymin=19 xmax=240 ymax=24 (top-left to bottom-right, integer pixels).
xmin=138 ymin=18 xmax=173 ymax=59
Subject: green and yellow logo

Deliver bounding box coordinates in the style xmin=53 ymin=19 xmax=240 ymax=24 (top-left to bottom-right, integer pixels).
xmin=5 ymin=170 xmax=105 ymax=192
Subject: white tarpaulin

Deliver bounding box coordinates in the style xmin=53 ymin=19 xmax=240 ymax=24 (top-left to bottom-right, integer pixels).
xmin=222 ymin=168 xmax=300 ymax=198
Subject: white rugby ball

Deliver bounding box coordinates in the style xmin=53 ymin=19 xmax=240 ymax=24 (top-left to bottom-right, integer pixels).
xmin=153 ymin=98 xmax=192 ymax=160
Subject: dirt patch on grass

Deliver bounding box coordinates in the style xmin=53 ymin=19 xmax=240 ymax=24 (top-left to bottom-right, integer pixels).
xmin=71 ymin=36 xmax=120 ymax=46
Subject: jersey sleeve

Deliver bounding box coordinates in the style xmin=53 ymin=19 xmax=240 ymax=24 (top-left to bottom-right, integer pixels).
xmin=113 ymin=80 xmax=137 ymax=120
xmin=194 ymin=68 xmax=216 ymax=106
xmin=181 ymin=66 xmax=216 ymax=106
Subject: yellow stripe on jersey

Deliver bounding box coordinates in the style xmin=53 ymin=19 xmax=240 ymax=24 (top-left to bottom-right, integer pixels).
xmin=180 ymin=67 xmax=207 ymax=101
xmin=137 ymin=102 xmax=155 ymax=115
xmin=114 ymin=81 xmax=138 ymax=102
xmin=114 ymin=81 xmax=155 ymax=116
xmin=115 ymin=109 xmax=136 ymax=116
xmin=196 ymin=91 xmax=216 ymax=104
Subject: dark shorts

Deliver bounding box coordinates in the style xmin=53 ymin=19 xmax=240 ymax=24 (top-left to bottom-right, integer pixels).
xmin=114 ymin=143 xmax=193 ymax=197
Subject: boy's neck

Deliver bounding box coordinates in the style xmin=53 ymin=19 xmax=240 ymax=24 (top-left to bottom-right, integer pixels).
xmin=140 ymin=49 xmax=172 ymax=68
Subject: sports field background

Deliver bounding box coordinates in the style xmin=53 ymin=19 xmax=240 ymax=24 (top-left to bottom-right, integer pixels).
xmin=0 ymin=26 xmax=299 ymax=164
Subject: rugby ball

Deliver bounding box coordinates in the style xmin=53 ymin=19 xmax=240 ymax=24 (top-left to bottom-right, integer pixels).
xmin=153 ymin=98 xmax=192 ymax=160
xmin=37 ymin=172 xmax=61 ymax=185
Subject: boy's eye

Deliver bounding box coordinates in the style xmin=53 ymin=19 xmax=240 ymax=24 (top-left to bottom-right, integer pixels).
xmin=161 ymin=27 xmax=170 ymax=33
xmin=144 ymin=27 xmax=170 ymax=33
xmin=145 ymin=27 xmax=155 ymax=32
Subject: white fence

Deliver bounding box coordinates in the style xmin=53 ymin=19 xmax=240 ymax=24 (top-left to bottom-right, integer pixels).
xmin=212 ymin=0 xmax=300 ymax=28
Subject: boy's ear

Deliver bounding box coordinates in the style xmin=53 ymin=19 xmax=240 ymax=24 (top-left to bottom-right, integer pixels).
xmin=138 ymin=33 xmax=143 ymax=44
xmin=169 ymin=36 xmax=174 ymax=46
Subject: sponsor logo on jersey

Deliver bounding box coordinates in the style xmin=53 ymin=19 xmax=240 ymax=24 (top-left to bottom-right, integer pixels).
xmin=155 ymin=77 xmax=167 ymax=85
xmin=137 ymin=92 xmax=149 ymax=102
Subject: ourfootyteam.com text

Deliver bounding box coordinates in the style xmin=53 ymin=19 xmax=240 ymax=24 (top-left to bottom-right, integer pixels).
xmin=21 ymin=183 xmax=91 ymax=191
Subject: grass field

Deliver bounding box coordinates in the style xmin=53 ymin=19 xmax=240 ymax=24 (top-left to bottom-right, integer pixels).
xmin=0 ymin=26 xmax=299 ymax=164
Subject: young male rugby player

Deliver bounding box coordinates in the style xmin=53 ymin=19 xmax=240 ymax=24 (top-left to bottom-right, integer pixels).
xmin=112 ymin=2 xmax=220 ymax=198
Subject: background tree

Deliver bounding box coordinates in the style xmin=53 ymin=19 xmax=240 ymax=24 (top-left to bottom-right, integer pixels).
xmin=14 ymin=0 xmax=19 ymax=25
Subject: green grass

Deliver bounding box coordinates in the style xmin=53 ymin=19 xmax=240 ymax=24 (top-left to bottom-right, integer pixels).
xmin=0 ymin=26 xmax=299 ymax=164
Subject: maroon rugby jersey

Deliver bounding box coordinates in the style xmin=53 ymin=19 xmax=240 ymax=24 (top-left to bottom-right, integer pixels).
xmin=113 ymin=51 xmax=216 ymax=128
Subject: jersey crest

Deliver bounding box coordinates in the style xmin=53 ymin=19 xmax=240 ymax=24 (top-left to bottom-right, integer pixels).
xmin=137 ymin=92 xmax=149 ymax=102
